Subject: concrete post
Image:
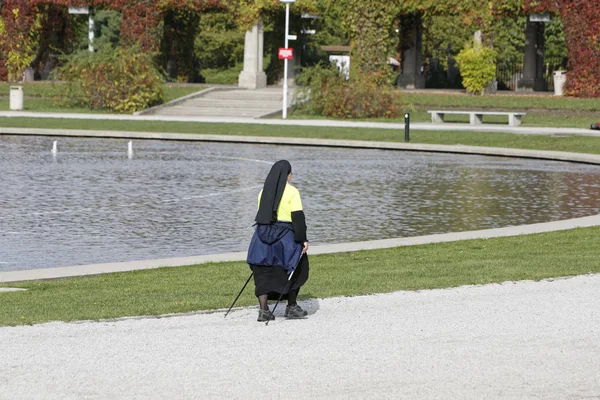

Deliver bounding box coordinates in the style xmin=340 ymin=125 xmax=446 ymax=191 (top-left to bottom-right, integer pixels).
xmin=88 ymin=12 xmax=94 ymax=52
xmin=258 ymin=24 xmax=264 ymax=74
xmin=238 ymin=23 xmax=267 ymax=89
xmin=519 ymin=21 xmax=547 ymax=92
xmin=473 ymin=31 xmax=498 ymax=94
xmin=474 ymin=30 xmax=483 ymax=45
xmin=397 ymin=14 xmax=425 ymax=89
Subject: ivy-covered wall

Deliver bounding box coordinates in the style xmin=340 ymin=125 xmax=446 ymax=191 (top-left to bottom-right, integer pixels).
xmin=526 ymin=0 xmax=599 ymax=97
xmin=0 ymin=0 xmax=222 ymax=81
xmin=1 ymin=0 xmax=596 ymax=97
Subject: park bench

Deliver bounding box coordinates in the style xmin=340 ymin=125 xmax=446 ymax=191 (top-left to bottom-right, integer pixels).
xmin=427 ymin=110 xmax=526 ymax=127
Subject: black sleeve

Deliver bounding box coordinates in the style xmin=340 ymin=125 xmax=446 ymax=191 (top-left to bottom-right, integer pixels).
xmin=291 ymin=210 xmax=307 ymax=243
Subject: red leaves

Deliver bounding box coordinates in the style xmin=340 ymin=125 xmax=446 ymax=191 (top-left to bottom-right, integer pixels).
xmin=525 ymin=0 xmax=600 ymax=97
xmin=1 ymin=0 xmax=226 ymax=59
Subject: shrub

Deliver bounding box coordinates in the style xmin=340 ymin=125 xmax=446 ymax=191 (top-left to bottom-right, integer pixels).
xmin=0 ymin=9 xmax=39 ymax=82
xmin=57 ymin=45 xmax=164 ymax=113
xmin=525 ymin=0 xmax=600 ymax=97
xmin=455 ymin=43 xmax=497 ymax=95
xmin=295 ymin=64 xmax=402 ymax=119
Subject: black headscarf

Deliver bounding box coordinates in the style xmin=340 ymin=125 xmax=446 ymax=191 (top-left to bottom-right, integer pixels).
xmin=255 ymin=160 xmax=292 ymax=224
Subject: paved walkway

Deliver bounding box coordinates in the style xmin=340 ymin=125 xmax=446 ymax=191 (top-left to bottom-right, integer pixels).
xmin=138 ymin=87 xmax=291 ymax=118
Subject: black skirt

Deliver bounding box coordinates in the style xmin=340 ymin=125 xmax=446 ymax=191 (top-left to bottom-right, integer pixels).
xmin=250 ymin=254 xmax=309 ymax=299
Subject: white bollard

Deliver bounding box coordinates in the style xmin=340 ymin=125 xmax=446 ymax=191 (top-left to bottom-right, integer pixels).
xmin=10 ymin=86 xmax=24 ymax=111
xmin=553 ymin=71 xmax=566 ymax=96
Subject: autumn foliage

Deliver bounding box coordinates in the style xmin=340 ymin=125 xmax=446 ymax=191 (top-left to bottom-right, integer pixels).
xmin=295 ymin=64 xmax=403 ymax=119
xmin=58 ymin=45 xmax=164 ymax=113
xmin=1 ymin=0 xmax=598 ymax=98
xmin=0 ymin=0 xmax=222 ymax=81
xmin=525 ymin=0 xmax=600 ymax=97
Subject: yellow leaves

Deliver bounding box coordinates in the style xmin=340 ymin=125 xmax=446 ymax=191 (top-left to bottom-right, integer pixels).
xmin=232 ymin=0 xmax=318 ymax=31
xmin=6 ymin=45 xmax=35 ymax=82
xmin=455 ymin=43 xmax=497 ymax=95
xmin=33 ymin=13 xmax=44 ymax=32
xmin=2 ymin=7 xmax=42 ymax=82
xmin=59 ymin=46 xmax=164 ymax=113
xmin=294 ymin=0 xmax=319 ymax=14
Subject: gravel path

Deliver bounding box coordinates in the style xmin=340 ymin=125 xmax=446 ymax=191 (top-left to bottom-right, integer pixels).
xmin=1 ymin=274 xmax=599 ymax=399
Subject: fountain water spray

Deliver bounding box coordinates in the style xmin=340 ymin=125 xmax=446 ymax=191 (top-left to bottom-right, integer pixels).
xmin=127 ymin=141 xmax=134 ymax=159
xmin=51 ymin=141 xmax=57 ymax=155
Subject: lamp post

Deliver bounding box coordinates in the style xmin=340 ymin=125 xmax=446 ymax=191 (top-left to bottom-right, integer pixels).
xmin=280 ymin=0 xmax=295 ymax=119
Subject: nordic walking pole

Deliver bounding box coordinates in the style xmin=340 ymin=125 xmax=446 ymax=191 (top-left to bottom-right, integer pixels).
xmin=266 ymin=268 xmax=295 ymax=326
xmin=224 ymin=272 xmax=254 ymax=318
xmin=266 ymin=251 xmax=306 ymax=326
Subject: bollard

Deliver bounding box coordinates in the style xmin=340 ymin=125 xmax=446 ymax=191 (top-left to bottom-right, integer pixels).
xmin=404 ymin=112 xmax=410 ymax=142
xmin=553 ymin=71 xmax=566 ymax=96
xmin=10 ymin=86 xmax=24 ymax=111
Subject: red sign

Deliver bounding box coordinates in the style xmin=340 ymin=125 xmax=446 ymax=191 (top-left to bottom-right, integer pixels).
xmin=278 ymin=48 xmax=294 ymax=60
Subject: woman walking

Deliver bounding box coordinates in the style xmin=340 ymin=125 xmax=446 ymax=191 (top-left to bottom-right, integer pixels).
xmin=246 ymin=160 xmax=310 ymax=322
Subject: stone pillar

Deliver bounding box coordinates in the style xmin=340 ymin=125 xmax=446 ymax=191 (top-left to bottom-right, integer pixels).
xmin=238 ymin=23 xmax=267 ymax=89
xmin=397 ymin=14 xmax=425 ymax=89
xmin=519 ymin=21 xmax=547 ymax=92
xmin=474 ymin=30 xmax=483 ymax=46
xmin=473 ymin=31 xmax=498 ymax=94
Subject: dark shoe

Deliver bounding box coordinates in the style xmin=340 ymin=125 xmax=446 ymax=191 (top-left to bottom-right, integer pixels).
xmin=257 ymin=309 xmax=275 ymax=322
xmin=285 ymin=304 xmax=307 ymax=319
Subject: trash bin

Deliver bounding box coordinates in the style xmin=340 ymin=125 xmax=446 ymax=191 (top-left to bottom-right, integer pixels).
xmin=10 ymin=86 xmax=24 ymax=110
xmin=553 ymin=71 xmax=566 ymax=96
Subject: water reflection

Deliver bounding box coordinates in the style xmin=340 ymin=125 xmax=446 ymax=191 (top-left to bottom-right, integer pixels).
xmin=1 ymin=135 xmax=600 ymax=271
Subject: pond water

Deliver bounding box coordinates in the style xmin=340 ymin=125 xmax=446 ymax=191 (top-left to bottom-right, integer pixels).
xmin=2 ymin=135 xmax=600 ymax=272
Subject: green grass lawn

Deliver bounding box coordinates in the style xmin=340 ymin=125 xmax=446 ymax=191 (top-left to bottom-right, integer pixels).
xmin=1 ymin=117 xmax=600 ymax=155
xmin=290 ymin=91 xmax=600 ymax=129
xmin=403 ymin=109 xmax=598 ymax=129
xmin=161 ymin=83 xmax=209 ymax=102
xmin=0 ymin=82 xmax=206 ymax=112
xmin=289 ymin=108 xmax=599 ymax=129
xmin=1 ymin=227 xmax=599 ymax=327
xmin=400 ymin=91 xmax=600 ymax=111
xmin=1 ymin=82 xmax=598 ymax=129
